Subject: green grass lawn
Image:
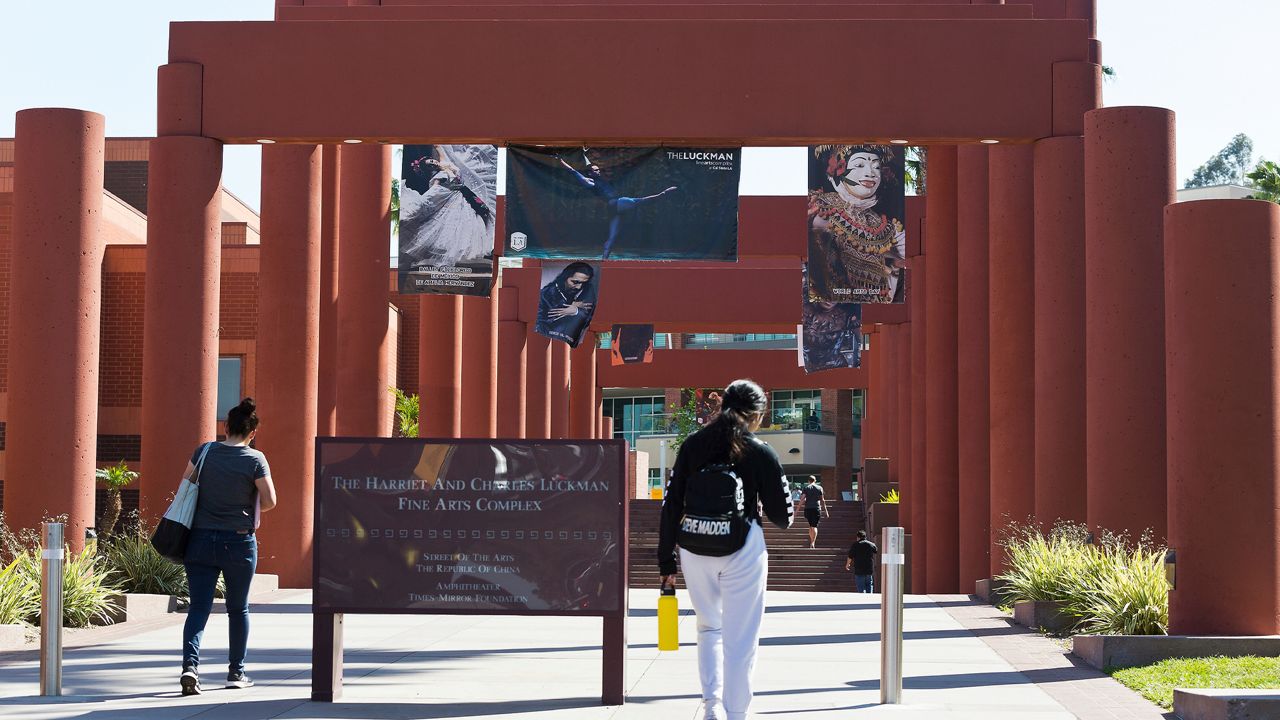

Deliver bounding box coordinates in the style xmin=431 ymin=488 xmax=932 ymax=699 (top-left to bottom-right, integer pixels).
xmin=1108 ymin=656 xmax=1280 ymax=709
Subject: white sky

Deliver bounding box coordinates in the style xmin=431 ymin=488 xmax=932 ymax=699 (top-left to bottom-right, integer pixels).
xmin=2 ymin=0 xmax=1277 ymax=211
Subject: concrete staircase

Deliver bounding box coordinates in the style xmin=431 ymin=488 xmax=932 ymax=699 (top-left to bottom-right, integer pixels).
xmin=627 ymin=499 xmax=865 ymax=592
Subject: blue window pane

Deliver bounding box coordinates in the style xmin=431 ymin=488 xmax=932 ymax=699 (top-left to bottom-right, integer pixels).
xmin=216 ymin=357 xmax=242 ymax=421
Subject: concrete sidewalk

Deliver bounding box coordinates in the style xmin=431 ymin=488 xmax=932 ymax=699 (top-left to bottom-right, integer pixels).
xmin=0 ymin=590 xmax=1161 ymax=719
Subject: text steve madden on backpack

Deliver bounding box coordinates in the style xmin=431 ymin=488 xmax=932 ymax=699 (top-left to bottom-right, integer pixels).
xmin=676 ymin=464 xmax=751 ymax=556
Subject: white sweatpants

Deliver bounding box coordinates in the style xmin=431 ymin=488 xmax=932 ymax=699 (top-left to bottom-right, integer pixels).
xmin=678 ymin=522 xmax=768 ymax=720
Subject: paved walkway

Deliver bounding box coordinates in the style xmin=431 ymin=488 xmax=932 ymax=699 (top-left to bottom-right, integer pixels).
xmin=0 ymin=590 xmax=1171 ymax=719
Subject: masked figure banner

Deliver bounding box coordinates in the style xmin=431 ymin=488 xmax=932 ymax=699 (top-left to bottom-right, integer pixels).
xmin=802 ymin=265 xmax=863 ymax=372
xmin=506 ymin=146 xmax=741 ymax=261
xmin=536 ymin=261 xmax=600 ymax=348
xmin=397 ymin=144 xmax=498 ymax=296
xmin=807 ymin=145 xmax=907 ymax=303
xmin=609 ymin=324 xmax=654 ymax=365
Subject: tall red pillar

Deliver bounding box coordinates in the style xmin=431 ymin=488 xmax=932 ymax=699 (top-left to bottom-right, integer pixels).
xmin=1085 ymin=107 xmax=1175 ymax=540
xmin=882 ymin=325 xmax=900 ymax=484
xmin=550 ymin=342 xmax=571 ymax=438
xmin=988 ymin=144 xmax=1036 ymax=576
xmin=460 ymin=295 xmax=498 ymax=438
xmin=896 ymin=325 xmax=913 ymax=533
xmin=419 ymin=295 xmax=463 ymax=437
xmin=925 ymin=146 xmax=960 ymax=592
xmin=570 ymin=339 xmax=598 ymax=439
xmin=525 ymin=330 xmax=552 ymax=439
xmin=255 ymin=144 xmax=322 ymax=587
xmin=497 ymin=291 xmax=528 ymax=438
xmin=1166 ymin=199 xmax=1280 ymax=635
xmin=6 ymin=109 xmax=105 ymax=546
xmin=140 ymin=135 xmax=223 ymax=520
xmin=864 ymin=330 xmax=883 ymax=459
xmin=908 ymin=257 xmax=928 ymax=591
xmin=1033 ymin=136 xmax=1088 ymax=525
xmin=317 ymin=145 xmax=341 ymax=436
xmin=336 ymin=144 xmax=393 ymax=437
xmin=956 ymin=145 xmax=992 ymax=590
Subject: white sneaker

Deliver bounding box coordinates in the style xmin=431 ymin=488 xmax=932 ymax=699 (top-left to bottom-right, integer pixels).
xmin=702 ymin=699 xmax=723 ymax=720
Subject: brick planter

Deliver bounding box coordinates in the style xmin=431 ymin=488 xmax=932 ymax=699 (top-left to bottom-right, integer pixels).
xmin=1012 ymin=600 xmax=1074 ymax=634
xmin=868 ymin=502 xmax=900 ymax=536
xmin=1073 ymin=634 xmax=1280 ymax=671
xmin=0 ymin=623 xmax=26 ymax=648
xmin=104 ymin=593 xmax=179 ymax=624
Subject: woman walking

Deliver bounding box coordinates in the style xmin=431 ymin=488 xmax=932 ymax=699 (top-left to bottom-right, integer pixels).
xmin=179 ymin=398 xmax=277 ymax=696
xmin=658 ymin=380 xmax=794 ymax=720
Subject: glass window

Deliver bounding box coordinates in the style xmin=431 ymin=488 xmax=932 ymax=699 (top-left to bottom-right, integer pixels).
xmin=216 ymin=357 xmax=243 ymax=421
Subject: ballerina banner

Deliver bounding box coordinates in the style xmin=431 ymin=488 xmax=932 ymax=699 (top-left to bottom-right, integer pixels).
xmin=806 ymin=145 xmax=907 ymax=304
xmin=801 ymin=264 xmax=863 ymax=372
xmin=535 ymin=261 xmax=601 ymax=349
xmin=505 ymin=146 xmax=741 ymax=261
xmin=397 ymin=144 xmax=498 ymax=296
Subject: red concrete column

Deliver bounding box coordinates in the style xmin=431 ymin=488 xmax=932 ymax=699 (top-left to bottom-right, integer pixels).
xmin=140 ymin=135 xmax=223 ymax=520
xmin=336 ymin=143 xmax=393 ymax=436
xmin=6 ymin=109 xmax=105 ymax=546
xmin=988 ymin=144 xmax=1036 ymax=576
xmin=550 ymin=342 xmax=571 ymax=438
xmin=1033 ymin=136 xmax=1088 ymax=526
xmin=1084 ymin=107 xmax=1175 ymax=540
xmin=497 ymin=291 xmax=528 ymax=438
xmin=255 ymin=144 xmax=322 ymax=587
xmin=864 ymin=330 xmax=882 ymax=459
xmin=460 ymin=295 xmax=497 ymax=438
xmin=956 ymin=145 xmax=992 ymax=590
xmin=601 ymin=415 xmax=613 ymax=441
xmin=896 ymin=325 xmax=913 ymax=533
xmin=524 ymin=329 xmax=552 ymax=438
xmin=925 ymin=145 xmax=960 ymax=593
xmin=317 ymin=145 xmax=341 ymax=436
xmin=570 ymin=339 xmax=598 ymax=438
xmin=419 ymin=295 xmax=463 ymax=438
xmin=908 ymin=257 xmax=928 ymax=591
xmin=882 ymin=325 xmax=900 ymax=484
xmin=1166 ymin=199 xmax=1280 ymax=636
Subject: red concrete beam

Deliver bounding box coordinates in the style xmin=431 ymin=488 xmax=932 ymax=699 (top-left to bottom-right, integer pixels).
xmin=597 ymin=349 xmax=865 ymax=390
xmin=169 ymin=18 xmax=1087 ymax=143
xmin=279 ymin=3 xmax=1038 ymax=22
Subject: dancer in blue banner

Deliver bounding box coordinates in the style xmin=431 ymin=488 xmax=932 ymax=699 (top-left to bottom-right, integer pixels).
xmin=558 ymin=148 xmax=678 ymax=259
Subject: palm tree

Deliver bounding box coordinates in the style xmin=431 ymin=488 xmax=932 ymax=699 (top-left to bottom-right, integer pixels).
xmin=95 ymin=460 xmax=138 ymax=537
xmin=390 ymin=387 xmax=419 ymax=438
xmin=1247 ymin=160 xmax=1280 ymax=203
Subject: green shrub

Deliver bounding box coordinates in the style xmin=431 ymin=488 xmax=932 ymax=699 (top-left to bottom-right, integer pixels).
xmin=997 ymin=521 xmax=1092 ymax=606
xmin=5 ymin=549 xmax=118 ymax=628
xmin=1073 ymin=544 xmax=1168 ymax=636
xmin=0 ymin=556 xmax=39 ymax=625
xmin=878 ymin=488 xmax=900 ymax=504
xmin=102 ymin=533 xmax=189 ymax=597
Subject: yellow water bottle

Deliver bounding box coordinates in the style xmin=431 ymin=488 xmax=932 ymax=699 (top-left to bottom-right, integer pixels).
xmin=658 ymin=585 xmax=679 ymax=651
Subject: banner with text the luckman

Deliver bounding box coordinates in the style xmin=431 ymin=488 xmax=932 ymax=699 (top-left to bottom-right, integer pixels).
xmin=807 ymin=145 xmax=907 ymax=303
xmin=506 ymin=146 xmax=740 ymax=261
xmin=314 ymin=438 xmax=627 ymax=614
xmin=802 ymin=265 xmax=863 ymax=372
xmin=397 ymin=145 xmax=498 ymax=296
xmin=535 ymin=261 xmax=600 ymax=349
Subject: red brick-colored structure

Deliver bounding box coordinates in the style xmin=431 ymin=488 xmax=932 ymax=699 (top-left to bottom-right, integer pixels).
xmin=3 ymin=0 xmax=1277 ymax=634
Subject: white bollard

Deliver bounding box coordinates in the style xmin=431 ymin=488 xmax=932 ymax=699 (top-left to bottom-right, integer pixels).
xmin=40 ymin=522 xmax=64 ymax=697
xmin=879 ymin=526 xmax=905 ymax=704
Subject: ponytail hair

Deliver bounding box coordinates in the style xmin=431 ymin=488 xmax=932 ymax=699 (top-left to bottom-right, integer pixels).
xmin=226 ymin=397 xmax=259 ymax=438
xmin=703 ymin=379 xmax=767 ymax=462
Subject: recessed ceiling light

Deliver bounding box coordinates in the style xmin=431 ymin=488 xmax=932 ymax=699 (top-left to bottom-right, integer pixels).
xmin=979 ymin=139 xmax=1000 ymax=145
xmin=256 ymin=139 xmax=275 ymax=144
xmin=889 ymin=139 xmax=909 ymax=145
xmin=343 ymin=139 xmax=362 ymax=144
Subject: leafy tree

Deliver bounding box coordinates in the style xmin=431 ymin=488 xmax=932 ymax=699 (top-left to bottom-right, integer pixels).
xmin=1185 ymin=134 xmax=1254 ymax=188
xmin=905 ymin=146 xmax=927 ymax=196
xmin=667 ymin=388 xmax=703 ymax=453
xmin=390 ymin=387 xmax=419 ymax=438
xmin=1247 ymin=160 xmax=1280 ymax=203
xmin=94 ymin=460 xmax=138 ymax=537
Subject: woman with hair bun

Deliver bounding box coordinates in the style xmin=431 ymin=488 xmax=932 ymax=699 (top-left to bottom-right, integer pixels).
xmin=178 ymin=398 xmax=277 ymax=697
xmin=658 ymin=379 xmax=794 ymax=720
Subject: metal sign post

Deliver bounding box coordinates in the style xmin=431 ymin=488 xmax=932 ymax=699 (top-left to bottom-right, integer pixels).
xmin=879 ymin=526 xmax=905 ymax=704
xmin=40 ymin=522 xmax=65 ymax=697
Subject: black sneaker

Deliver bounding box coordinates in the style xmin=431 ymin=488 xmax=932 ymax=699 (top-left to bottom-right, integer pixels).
xmin=226 ymin=671 xmax=254 ymax=689
xmin=180 ymin=669 xmax=201 ymax=696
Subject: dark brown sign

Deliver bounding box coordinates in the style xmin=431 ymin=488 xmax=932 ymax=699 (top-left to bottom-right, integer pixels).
xmin=313 ymin=438 xmax=628 ymax=615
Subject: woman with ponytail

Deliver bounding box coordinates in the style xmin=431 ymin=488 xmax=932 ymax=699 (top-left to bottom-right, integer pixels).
xmin=658 ymin=379 xmax=794 ymax=720
xmin=177 ymin=398 xmax=277 ymax=697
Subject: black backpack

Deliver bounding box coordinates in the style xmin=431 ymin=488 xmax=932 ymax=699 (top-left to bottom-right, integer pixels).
xmin=677 ymin=464 xmax=751 ymax=556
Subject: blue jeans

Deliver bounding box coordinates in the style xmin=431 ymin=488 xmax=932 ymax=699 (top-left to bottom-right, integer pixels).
xmin=855 ymin=574 xmax=874 ymax=593
xmin=183 ymin=528 xmax=257 ymax=674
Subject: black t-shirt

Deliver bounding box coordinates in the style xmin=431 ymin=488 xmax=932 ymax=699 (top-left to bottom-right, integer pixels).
xmin=657 ymin=426 xmax=794 ymax=576
xmin=847 ymin=539 xmax=878 ymax=575
xmin=189 ymin=442 xmax=271 ymax=532
xmin=802 ymin=484 xmax=824 ymax=509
